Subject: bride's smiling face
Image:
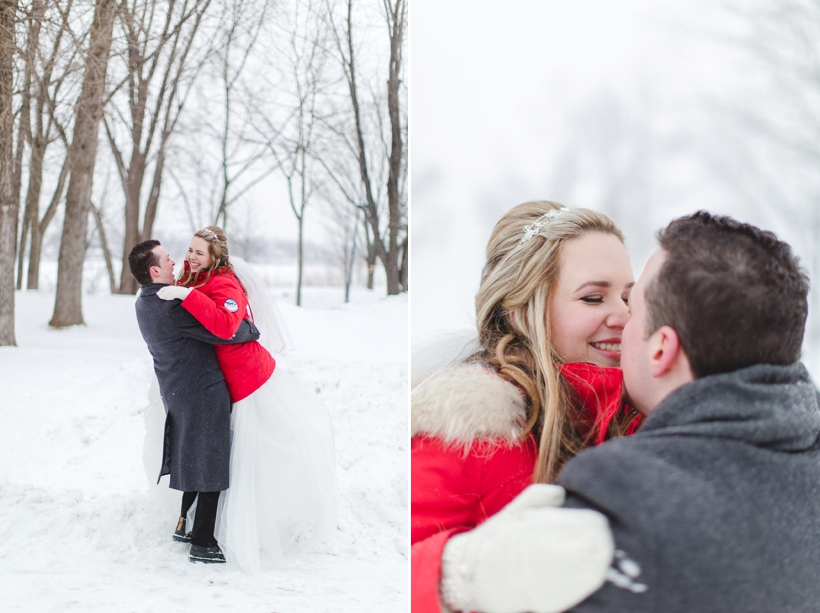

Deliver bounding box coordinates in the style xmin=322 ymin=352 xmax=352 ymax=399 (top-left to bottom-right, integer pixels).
xmin=549 ymin=232 xmax=634 ymax=368
xmin=187 ymin=236 xmax=213 ymax=272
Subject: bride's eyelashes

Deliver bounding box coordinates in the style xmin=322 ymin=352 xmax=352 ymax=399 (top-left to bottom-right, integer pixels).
xmin=579 ymin=293 xmax=630 ymax=306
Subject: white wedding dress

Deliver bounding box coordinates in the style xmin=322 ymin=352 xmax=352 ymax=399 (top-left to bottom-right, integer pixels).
xmin=143 ymin=257 xmax=337 ymax=573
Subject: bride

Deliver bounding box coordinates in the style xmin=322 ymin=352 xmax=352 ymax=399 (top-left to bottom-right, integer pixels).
xmin=151 ymin=225 xmax=337 ymax=572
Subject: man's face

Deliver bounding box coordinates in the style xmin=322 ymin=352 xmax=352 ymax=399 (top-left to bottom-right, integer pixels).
xmin=149 ymin=246 xmax=175 ymax=284
xmin=621 ymin=248 xmax=666 ymax=415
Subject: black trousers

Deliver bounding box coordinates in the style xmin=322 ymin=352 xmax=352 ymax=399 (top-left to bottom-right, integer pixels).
xmin=181 ymin=491 xmax=221 ymax=547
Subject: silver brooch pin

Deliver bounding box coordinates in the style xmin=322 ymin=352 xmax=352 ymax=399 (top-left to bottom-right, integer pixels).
xmin=519 ymin=207 xmax=569 ymax=245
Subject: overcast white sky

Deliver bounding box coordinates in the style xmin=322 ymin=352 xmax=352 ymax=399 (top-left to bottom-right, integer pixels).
xmin=410 ymin=0 xmax=820 ymax=369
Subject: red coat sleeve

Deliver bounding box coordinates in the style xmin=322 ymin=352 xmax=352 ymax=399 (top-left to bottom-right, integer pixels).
xmin=411 ymin=437 xmax=535 ymax=613
xmin=412 ymin=435 xmax=535 ymax=543
xmin=180 ymin=275 xmax=248 ymax=340
xmin=411 ymin=528 xmax=466 ymax=613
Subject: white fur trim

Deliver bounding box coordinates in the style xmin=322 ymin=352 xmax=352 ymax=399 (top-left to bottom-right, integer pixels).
xmin=411 ymin=365 xmax=527 ymax=446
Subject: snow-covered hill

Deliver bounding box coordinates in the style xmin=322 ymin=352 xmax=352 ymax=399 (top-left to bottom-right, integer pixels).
xmin=0 ymin=286 xmax=408 ymax=612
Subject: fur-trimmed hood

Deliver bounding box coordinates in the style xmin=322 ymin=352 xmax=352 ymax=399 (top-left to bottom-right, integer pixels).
xmin=411 ymin=364 xmax=527 ymax=446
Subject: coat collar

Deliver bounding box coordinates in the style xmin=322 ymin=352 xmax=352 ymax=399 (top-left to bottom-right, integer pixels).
xmin=138 ymin=283 xmax=170 ymax=297
xmin=559 ymin=362 xmax=627 ymax=445
xmin=411 ymin=361 xmax=627 ymax=448
xmin=180 ymin=260 xmax=231 ymax=287
xmin=641 ymin=362 xmax=820 ymax=451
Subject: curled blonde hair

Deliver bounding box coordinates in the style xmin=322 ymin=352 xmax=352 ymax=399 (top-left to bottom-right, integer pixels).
xmin=177 ymin=225 xmax=232 ymax=288
xmin=475 ymin=201 xmax=627 ymax=483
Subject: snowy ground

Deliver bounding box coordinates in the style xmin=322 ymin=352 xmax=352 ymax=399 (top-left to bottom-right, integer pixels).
xmin=0 ymin=283 xmax=408 ymax=612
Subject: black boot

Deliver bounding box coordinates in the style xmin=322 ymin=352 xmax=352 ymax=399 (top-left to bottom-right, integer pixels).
xmin=172 ymin=516 xmax=191 ymax=543
xmin=189 ymin=543 xmax=226 ymax=564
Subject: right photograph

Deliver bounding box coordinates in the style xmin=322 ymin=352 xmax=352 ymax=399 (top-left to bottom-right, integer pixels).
xmin=410 ymin=2 xmax=820 ymax=613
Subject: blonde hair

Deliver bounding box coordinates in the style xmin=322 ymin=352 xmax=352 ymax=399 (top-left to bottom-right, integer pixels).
xmin=176 ymin=225 xmax=232 ymax=288
xmin=474 ymin=201 xmax=630 ymax=483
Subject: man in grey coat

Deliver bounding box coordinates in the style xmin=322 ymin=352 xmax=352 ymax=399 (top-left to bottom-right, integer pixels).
xmin=128 ymin=239 xmax=259 ymax=564
xmin=439 ymin=212 xmax=820 ymax=613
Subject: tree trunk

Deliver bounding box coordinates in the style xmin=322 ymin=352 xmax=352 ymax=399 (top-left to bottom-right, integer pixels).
xmin=340 ymin=0 xmax=405 ymax=296
xmin=140 ymin=134 xmax=168 ymax=243
xmin=19 ymin=135 xmax=45 ymax=288
xmin=0 ymin=0 xmax=18 ymax=345
xmin=12 ymin=4 xmax=37 ymax=292
xmin=90 ymin=202 xmax=116 ymax=293
xmin=365 ymin=240 xmax=376 ymax=290
xmin=383 ymin=0 xmax=406 ymax=295
xmin=117 ymin=148 xmax=146 ymax=295
xmin=15 ymin=216 xmax=28 ymax=290
xmin=28 ymin=156 xmax=69 ymax=290
xmin=49 ymin=0 xmax=116 ymax=327
xmin=398 ymin=234 xmax=408 ymax=292
xmin=296 ymin=212 xmax=303 ymax=307
xmin=23 ymin=0 xmax=68 ymax=290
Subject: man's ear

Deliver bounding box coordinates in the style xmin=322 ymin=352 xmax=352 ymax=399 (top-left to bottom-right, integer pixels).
xmin=648 ymin=325 xmax=683 ymax=378
xmin=148 ymin=265 xmax=160 ymax=279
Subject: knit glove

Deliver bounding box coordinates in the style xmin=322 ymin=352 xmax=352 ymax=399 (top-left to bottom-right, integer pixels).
xmin=440 ymin=484 xmax=614 ymax=613
xmin=157 ymin=286 xmax=192 ymax=301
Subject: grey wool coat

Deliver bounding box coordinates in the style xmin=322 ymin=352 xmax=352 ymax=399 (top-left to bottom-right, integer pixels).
xmin=135 ymin=283 xmax=260 ymax=492
xmin=558 ymin=362 xmax=820 ymax=613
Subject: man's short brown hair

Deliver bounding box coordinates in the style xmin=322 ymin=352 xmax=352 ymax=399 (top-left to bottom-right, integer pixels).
xmin=645 ymin=211 xmax=809 ymax=378
xmin=128 ymin=239 xmax=161 ymax=285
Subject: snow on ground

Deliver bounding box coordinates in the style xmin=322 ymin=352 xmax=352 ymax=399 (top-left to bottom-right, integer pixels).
xmin=0 ymin=283 xmax=408 ymax=612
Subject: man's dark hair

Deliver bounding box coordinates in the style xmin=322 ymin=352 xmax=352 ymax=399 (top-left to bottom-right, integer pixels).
xmin=128 ymin=239 xmax=162 ymax=285
xmin=645 ymin=211 xmax=809 ymax=378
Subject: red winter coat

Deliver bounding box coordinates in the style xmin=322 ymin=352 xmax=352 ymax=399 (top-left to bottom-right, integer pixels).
xmin=178 ymin=263 xmax=276 ymax=402
xmin=411 ymin=361 xmax=640 ymax=613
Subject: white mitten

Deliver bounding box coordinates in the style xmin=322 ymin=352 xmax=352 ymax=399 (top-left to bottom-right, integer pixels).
xmin=440 ymin=484 xmax=614 ymax=613
xmin=157 ymin=286 xmax=192 ymax=301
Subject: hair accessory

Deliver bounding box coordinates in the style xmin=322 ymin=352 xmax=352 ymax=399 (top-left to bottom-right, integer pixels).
xmin=519 ymin=208 xmax=569 ymax=245
xmin=201 ymin=229 xmax=220 ymax=243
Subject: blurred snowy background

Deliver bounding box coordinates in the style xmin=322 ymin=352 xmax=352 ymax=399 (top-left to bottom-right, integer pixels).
xmin=411 ymin=0 xmax=820 ymax=379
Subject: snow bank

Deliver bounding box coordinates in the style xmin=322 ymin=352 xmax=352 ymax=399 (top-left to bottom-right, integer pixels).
xmin=0 ymin=287 xmax=408 ymax=612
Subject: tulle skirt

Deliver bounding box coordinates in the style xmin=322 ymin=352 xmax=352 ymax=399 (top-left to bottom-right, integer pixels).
xmin=214 ymin=368 xmax=337 ymax=572
xmin=144 ymin=367 xmax=337 ymax=573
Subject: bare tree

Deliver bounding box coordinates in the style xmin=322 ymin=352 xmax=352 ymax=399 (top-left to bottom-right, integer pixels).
xmin=106 ymin=0 xmax=213 ymax=295
xmin=164 ymin=0 xmax=272 ymax=236
xmin=27 ymin=156 xmax=69 ymax=286
xmin=49 ymin=0 xmax=117 ymax=327
xmin=0 ymin=0 xmax=18 ymax=346
xmin=16 ymin=0 xmax=78 ymax=290
xmin=13 ymin=0 xmax=42 ymax=291
xmin=716 ymin=1 xmax=820 ymax=163
xmin=712 ymin=0 xmax=820 ymax=355
xmin=326 ymin=0 xmax=406 ymax=295
xmin=382 ymin=0 xmax=406 ymax=291
xmin=258 ymin=0 xmax=329 ymax=306
xmin=89 ymin=200 xmax=116 ymax=291
xmin=209 ymin=0 xmax=271 ymax=229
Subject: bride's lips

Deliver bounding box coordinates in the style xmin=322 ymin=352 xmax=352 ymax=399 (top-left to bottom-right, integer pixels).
xmin=590 ymin=338 xmax=622 ymax=360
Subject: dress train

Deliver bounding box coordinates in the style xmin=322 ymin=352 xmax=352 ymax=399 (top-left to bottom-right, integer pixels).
xmin=214 ymin=367 xmax=337 ymax=572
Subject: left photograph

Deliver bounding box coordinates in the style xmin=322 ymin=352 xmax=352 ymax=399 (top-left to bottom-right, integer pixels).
xmin=0 ymin=0 xmax=407 ymax=610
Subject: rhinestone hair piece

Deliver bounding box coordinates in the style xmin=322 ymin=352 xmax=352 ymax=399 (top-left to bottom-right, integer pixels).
xmin=519 ymin=207 xmax=570 ymax=245
xmin=200 ymin=228 xmax=220 ymax=243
